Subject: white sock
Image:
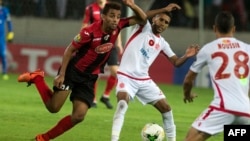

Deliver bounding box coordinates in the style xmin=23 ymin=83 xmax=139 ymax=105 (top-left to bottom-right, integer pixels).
xmin=111 ymin=100 xmax=128 ymax=141
xmin=162 ymin=110 xmax=176 ymax=141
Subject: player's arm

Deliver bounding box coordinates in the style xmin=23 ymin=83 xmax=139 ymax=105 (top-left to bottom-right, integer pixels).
xmin=183 ymin=70 xmax=197 ymax=103
xmin=54 ymin=43 xmax=77 ymax=89
xmin=145 ymin=3 xmax=181 ymax=19
xmin=123 ymin=0 xmax=147 ymax=26
xmin=169 ymin=44 xmax=199 ymax=67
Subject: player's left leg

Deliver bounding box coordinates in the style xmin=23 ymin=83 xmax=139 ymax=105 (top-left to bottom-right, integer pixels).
xmin=154 ymin=99 xmax=176 ymax=141
xmin=36 ymin=100 xmax=89 ymax=141
xmin=100 ymin=47 xmax=119 ymax=109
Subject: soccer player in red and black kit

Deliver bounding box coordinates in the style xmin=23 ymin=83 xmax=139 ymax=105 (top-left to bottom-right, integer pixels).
xmin=17 ymin=0 xmax=147 ymax=140
xmin=82 ymin=0 xmax=123 ymax=109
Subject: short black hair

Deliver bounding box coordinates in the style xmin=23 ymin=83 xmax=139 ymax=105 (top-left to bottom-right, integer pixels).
xmin=163 ymin=11 xmax=172 ymax=19
xmin=214 ymin=11 xmax=235 ymax=34
xmin=102 ymin=1 xmax=122 ymax=15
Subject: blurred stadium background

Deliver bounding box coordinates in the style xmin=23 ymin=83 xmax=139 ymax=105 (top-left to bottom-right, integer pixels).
xmin=4 ymin=0 xmax=250 ymax=87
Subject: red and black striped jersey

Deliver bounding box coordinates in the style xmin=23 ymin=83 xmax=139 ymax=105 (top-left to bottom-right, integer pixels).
xmin=71 ymin=18 xmax=130 ymax=74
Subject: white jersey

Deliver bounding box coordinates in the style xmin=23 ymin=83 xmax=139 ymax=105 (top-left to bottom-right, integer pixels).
xmin=191 ymin=37 xmax=250 ymax=116
xmin=118 ymin=21 xmax=175 ymax=79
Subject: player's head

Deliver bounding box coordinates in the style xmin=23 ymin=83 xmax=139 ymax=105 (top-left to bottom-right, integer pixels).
xmin=213 ymin=11 xmax=235 ymax=35
xmin=151 ymin=12 xmax=172 ymax=34
xmin=101 ymin=2 xmax=122 ymax=32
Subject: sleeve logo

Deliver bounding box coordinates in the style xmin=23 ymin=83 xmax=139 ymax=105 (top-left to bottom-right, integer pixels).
xmin=74 ymin=34 xmax=81 ymax=43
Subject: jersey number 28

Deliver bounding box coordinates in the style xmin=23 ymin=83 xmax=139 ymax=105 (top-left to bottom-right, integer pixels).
xmin=212 ymin=51 xmax=249 ymax=80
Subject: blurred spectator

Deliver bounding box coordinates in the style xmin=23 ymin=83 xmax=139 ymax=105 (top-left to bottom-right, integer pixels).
xmin=66 ymin=0 xmax=85 ymax=19
xmin=33 ymin=0 xmax=46 ymax=17
xmin=245 ymin=0 xmax=250 ymax=30
xmin=183 ymin=0 xmax=195 ymax=28
xmin=3 ymin=0 xmax=250 ymax=32
xmin=204 ymin=0 xmax=223 ymax=29
xmin=189 ymin=0 xmax=198 ymax=28
xmin=45 ymin=0 xmax=56 ymax=18
xmin=222 ymin=0 xmax=247 ymax=31
xmin=9 ymin=0 xmax=36 ymax=16
xmin=56 ymin=0 xmax=67 ymax=19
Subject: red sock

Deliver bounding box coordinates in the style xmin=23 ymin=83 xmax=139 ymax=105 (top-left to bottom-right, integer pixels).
xmin=43 ymin=115 xmax=74 ymax=140
xmin=103 ymin=75 xmax=117 ymax=97
xmin=93 ymin=82 xmax=97 ymax=103
xmin=33 ymin=76 xmax=53 ymax=104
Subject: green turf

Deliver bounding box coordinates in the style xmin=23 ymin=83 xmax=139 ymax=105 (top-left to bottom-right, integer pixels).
xmin=0 ymin=73 xmax=223 ymax=141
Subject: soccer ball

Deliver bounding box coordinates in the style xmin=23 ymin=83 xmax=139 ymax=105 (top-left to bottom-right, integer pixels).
xmin=141 ymin=123 xmax=165 ymax=141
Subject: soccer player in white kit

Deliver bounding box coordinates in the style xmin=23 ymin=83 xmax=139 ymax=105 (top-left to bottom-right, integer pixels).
xmin=111 ymin=3 xmax=199 ymax=141
xmin=183 ymin=11 xmax=250 ymax=141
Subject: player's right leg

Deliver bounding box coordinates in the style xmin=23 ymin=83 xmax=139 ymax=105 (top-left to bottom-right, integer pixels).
xmin=111 ymin=74 xmax=137 ymax=141
xmin=153 ymin=99 xmax=176 ymax=141
xmin=17 ymin=69 xmax=71 ymax=113
xmin=111 ymin=91 xmax=129 ymax=141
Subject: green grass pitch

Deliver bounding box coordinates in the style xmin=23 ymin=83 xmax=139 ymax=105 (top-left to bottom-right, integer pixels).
xmin=0 ymin=73 xmax=223 ymax=141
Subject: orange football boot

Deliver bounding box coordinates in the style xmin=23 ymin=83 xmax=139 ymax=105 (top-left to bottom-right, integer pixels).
xmin=35 ymin=134 xmax=48 ymax=141
xmin=17 ymin=69 xmax=44 ymax=86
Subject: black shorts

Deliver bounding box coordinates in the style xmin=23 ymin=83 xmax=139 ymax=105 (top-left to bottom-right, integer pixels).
xmin=107 ymin=47 xmax=119 ymax=66
xmin=53 ymin=67 xmax=98 ymax=108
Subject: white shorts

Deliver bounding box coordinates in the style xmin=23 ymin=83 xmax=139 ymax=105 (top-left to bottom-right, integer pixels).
xmin=116 ymin=74 xmax=166 ymax=105
xmin=192 ymin=107 xmax=250 ymax=135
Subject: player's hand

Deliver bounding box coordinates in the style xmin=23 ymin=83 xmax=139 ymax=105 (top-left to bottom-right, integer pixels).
xmin=185 ymin=44 xmax=200 ymax=57
xmin=6 ymin=31 xmax=14 ymax=43
xmin=183 ymin=93 xmax=197 ymax=103
xmin=122 ymin=0 xmax=134 ymax=7
xmin=165 ymin=3 xmax=181 ymax=12
xmin=53 ymin=74 xmax=65 ymax=89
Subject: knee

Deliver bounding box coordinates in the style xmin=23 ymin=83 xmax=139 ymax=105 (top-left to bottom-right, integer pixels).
xmin=162 ymin=104 xmax=171 ymax=112
xmin=155 ymin=100 xmax=172 ymax=113
xmin=71 ymin=113 xmax=86 ymax=124
xmin=118 ymin=100 xmax=128 ymax=109
xmin=116 ymin=100 xmax=128 ymax=114
xmin=46 ymin=105 xmax=61 ymax=113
